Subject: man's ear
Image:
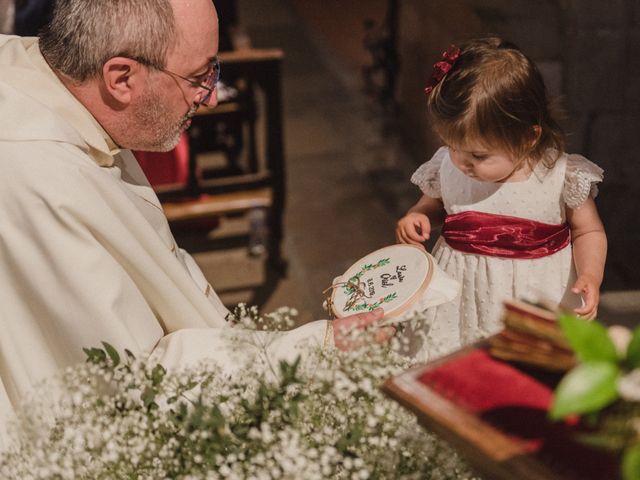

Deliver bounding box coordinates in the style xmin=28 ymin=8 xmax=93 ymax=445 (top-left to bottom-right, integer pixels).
xmin=101 ymin=57 xmax=145 ymax=105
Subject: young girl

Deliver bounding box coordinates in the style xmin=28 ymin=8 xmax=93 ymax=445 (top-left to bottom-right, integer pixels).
xmin=396 ymin=37 xmax=607 ymax=361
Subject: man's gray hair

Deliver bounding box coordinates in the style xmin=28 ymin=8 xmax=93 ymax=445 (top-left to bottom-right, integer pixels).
xmin=39 ymin=0 xmax=176 ymax=82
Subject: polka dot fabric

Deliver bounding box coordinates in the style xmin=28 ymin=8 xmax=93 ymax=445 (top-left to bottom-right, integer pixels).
xmin=404 ymin=147 xmax=603 ymax=362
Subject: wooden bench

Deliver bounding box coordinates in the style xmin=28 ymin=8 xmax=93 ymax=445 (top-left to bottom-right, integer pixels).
xmin=162 ymin=188 xmax=272 ymax=222
xmin=156 ymin=48 xmax=287 ymax=274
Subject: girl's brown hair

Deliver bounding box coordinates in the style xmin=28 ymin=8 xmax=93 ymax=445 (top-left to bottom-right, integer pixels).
xmin=427 ymin=37 xmax=565 ymax=169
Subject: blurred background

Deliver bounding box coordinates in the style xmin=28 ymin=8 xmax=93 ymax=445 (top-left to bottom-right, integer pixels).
xmin=190 ymin=0 xmax=640 ymax=326
xmin=3 ymin=0 xmax=639 ymax=325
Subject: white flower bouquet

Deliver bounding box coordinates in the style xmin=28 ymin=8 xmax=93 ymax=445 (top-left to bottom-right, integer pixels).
xmin=0 ymin=305 xmax=478 ymax=480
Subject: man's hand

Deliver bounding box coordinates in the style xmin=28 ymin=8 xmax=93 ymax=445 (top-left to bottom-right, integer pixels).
xmin=333 ymin=308 xmax=395 ymax=351
xmin=396 ymin=212 xmax=431 ymax=248
xmin=571 ymin=274 xmax=600 ymax=320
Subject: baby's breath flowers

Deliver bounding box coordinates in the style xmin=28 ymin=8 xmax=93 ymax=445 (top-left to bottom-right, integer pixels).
xmin=0 ymin=305 xmax=478 ymax=479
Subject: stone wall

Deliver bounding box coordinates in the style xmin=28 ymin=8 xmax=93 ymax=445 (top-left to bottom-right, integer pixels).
xmin=396 ymin=0 xmax=640 ymax=289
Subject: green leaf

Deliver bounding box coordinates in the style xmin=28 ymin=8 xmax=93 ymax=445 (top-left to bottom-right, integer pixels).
xmin=549 ymin=361 xmax=620 ymax=420
xmin=151 ymin=364 xmax=166 ymax=386
xmin=558 ymin=314 xmax=618 ymax=363
xmin=626 ymin=327 xmax=640 ymax=369
xmin=184 ymin=381 xmax=198 ymax=391
xmin=623 ymin=444 xmax=640 ymax=480
xmin=141 ymin=386 xmax=158 ymax=411
xmin=101 ymin=342 xmax=120 ymax=366
xmin=83 ymin=347 xmax=107 ymax=364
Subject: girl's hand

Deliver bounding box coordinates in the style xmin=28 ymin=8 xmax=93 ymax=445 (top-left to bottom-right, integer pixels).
xmin=571 ymin=274 xmax=600 ymax=320
xmin=396 ymin=212 xmax=431 ymax=247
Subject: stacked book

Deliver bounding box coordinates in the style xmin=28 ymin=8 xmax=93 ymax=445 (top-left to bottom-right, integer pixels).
xmin=488 ymin=299 xmax=576 ymax=372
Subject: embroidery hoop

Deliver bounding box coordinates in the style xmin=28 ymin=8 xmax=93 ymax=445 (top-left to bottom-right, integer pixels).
xmin=326 ymin=244 xmax=434 ymax=324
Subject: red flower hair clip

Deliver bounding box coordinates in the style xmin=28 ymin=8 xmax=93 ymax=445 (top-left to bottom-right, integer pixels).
xmin=424 ymin=45 xmax=461 ymax=95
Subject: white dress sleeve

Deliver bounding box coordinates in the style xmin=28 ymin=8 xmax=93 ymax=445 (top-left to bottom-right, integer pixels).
xmin=410 ymin=146 xmax=447 ymax=198
xmin=563 ymin=154 xmax=604 ymax=209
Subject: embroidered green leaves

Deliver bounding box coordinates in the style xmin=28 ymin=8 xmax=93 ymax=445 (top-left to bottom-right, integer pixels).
xmin=342 ymin=258 xmax=397 ymax=313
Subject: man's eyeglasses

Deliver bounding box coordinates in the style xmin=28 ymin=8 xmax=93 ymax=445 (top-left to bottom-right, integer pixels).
xmin=129 ymin=56 xmax=221 ymax=105
xmin=159 ymin=58 xmax=221 ymax=105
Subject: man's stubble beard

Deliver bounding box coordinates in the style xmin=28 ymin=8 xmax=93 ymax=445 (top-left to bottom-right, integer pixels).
xmin=128 ymin=87 xmax=198 ymax=152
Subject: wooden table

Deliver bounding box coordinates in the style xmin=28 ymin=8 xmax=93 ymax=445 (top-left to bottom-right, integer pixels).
xmin=383 ymin=342 xmax=620 ymax=480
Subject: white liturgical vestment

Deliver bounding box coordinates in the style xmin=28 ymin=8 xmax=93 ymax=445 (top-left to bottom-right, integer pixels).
xmin=0 ymin=35 xmax=459 ymax=447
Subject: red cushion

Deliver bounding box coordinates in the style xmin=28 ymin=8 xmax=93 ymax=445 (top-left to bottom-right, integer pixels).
xmin=134 ymin=133 xmax=190 ymax=188
xmin=419 ymin=349 xmax=552 ymax=413
xmin=417 ymin=348 xmax=618 ymax=478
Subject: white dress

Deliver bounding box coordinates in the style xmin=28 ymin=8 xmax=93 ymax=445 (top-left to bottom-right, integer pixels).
xmin=404 ymin=147 xmax=604 ymax=362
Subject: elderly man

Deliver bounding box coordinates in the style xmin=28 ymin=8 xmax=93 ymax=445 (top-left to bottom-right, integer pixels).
xmin=0 ymin=0 xmax=457 ymax=440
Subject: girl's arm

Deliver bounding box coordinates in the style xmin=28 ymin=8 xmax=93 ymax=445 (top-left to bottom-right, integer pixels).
xmin=407 ymin=194 xmax=446 ymax=226
xmin=396 ymin=195 xmax=445 ymax=246
xmin=566 ymin=196 xmax=607 ymax=319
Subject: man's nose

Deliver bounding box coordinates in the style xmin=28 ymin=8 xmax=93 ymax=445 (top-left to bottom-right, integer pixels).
xmin=201 ymin=87 xmax=218 ymax=108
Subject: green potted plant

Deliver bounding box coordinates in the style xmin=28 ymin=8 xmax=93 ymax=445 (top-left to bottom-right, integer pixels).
xmin=550 ymin=315 xmax=640 ymax=480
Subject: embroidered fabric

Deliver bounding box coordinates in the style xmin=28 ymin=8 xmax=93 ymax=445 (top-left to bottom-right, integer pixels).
xmin=563 ymin=154 xmax=604 ymax=209
xmin=410 ymin=147 xmax=446 ymax=198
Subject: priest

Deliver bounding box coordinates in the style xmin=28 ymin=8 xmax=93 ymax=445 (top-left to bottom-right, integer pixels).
xmin=0 ymin=0 xmax=458 ymax=446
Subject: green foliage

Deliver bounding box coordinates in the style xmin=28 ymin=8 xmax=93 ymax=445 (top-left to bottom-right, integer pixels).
xmin=150 ymin=364 xmax=166 ymax=386
xmin=82 ymin=346 xmax=107 ymax=364
xmin=624 ymin=444 xmax=640 ymax=480
xmin=102 ymin=341 xmax=121 ymax=366
xmin=141 ymin=386 xmax=159 ymax=411
xmin=346 ymin=292 xmax=398 ymax=313
xmin=626 ymin=327 xmax=640 ymax=370
xmin=550 ymin=361 xmax=620 ymax=420
xmin=558 ymin=314 xmax=618 ymax=363
xmin=83 ymin=342 xmax=127 ymax=367
xmin=343 ymin=258 xmax=391 ymax=295
xmin=80 ymin=343 xmax=314 ymax=477
xmin=551 ymin=315 xmax=640 ymax=479
xmin=551 ymin=315 xmax=622 ymax=422
xmin=576 ymin=401 xmax=640 ymax=452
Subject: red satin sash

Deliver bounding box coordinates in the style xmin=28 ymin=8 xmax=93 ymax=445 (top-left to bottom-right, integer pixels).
xmin=441 ymin=211 xmax=570 ymax=259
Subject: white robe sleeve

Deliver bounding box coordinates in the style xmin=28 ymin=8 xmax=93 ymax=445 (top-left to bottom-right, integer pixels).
xmin=150 ymin=320 xmax=330 ymax=378
xmin=151 ymin=260 xmax=460 ymax=376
